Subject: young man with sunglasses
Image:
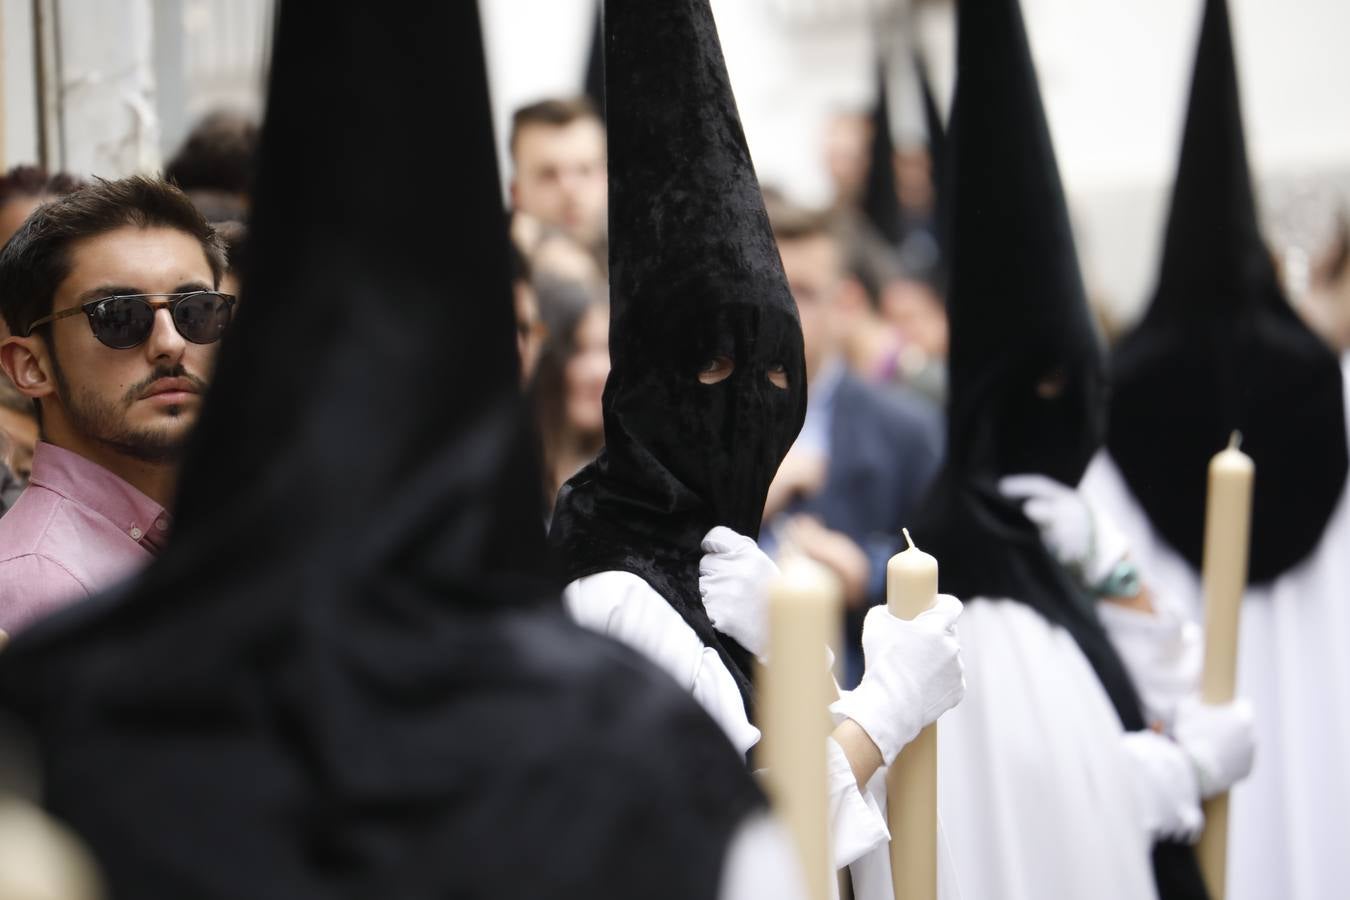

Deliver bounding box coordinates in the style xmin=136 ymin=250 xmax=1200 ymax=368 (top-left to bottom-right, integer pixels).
xmin=0 ymin=176 xmax=234 ymax=638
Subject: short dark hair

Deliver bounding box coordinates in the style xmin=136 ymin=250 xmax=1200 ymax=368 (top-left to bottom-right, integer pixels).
xmin=765 ymin=194 xmax=839 ymax=245
xmin=0 ymin=165 xmax=85 ymax=209
xmin=0 ymin=176 xmax=227 ymax=337
xmin=510 ymin=97 xmax=602 ymax=160
xmin=165 ymin=109 xmax=259 ymax=196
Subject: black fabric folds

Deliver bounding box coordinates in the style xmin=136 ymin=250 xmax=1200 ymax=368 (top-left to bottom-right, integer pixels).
xmin=0 ymin=2 xmax=762 ymax=897
xmin=1108 ymin=0 xmax=1348 ymax=584
xmin=909 ymin=0 xmax=1206 ymax=895
xmin=550 ymin=0 xmax=807 ymax=718
xmin=863 ymin=63 xmax=904 ymax=246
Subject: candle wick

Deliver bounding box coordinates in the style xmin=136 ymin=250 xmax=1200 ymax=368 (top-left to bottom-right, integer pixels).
xmin=1229 ymin=430 xmax=1243 ymax=451
xmin=902 ymin=528 xmax=917 ymax=551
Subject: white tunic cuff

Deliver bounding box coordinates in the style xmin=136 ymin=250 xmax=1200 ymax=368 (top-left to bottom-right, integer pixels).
xmin=826 ymin=736 xmax=891 ymax=869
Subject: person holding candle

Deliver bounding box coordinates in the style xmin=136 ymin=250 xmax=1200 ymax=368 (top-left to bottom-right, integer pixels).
xmin=549 ymin=1 xmax=967 ymax=896
xmin=1081 ymin=2 xmax=1350 ymax=897
xmin=909 ymin=0 xmax=1252 ymax=898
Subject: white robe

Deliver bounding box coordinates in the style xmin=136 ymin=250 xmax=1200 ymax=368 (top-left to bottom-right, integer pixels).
xmin=938 ymin=598 xmax=1179 ymax=900
xmin=1082 ymin=357 xmax=1350 ymax=900
xmin=565 ymin=570 xmax=963 ymax=900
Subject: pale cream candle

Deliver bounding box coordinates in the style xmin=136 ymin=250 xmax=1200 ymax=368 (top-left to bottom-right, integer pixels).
xmin=1196 ymin=432 xmax=1255 ymax=900
xmin=885 ymin=529 xmax=939 ymax=900
xmin=759 ymin=555 xmax=842 ymax=900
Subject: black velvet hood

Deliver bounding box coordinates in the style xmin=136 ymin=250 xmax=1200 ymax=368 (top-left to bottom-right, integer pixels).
xmin=550 ymin=0 xmax=807 ymax=716
xmin=0 ymin=2 xmax=761 ymax=897
xmin=1108 ymin=0 xmax=1348 ymax=584
xmin=909 ymin=0 xmax=1206 ymax=894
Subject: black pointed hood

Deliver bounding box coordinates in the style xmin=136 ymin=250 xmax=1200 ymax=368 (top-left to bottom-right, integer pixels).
xmin=0 ymin=2 xmax=762 ymax=896
xmin=550 ymin=0 xmax=807 ymax=715
xmin=1108 ymin=0 xmax=1348 ymax=584
xmin=916 ymin=51 xmax=950 ymax=294
xmin=910 ymin=2 xmax=1207 ymax=894
xmin=863 ymin=63 xmax=904 ymax=245
xmin=583 ymin=0 xmax=605 ymax=120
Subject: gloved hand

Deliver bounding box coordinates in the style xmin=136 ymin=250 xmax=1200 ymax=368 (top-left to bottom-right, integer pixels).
xmin=830 ymin=595 xmax=965 ymax=766
xmin=700 ymin=526 xmax=780 ymax=661
xmin=998 ymin=473 xmax=1130 ymax=589
xmin=1173 ymin=696 xmax=1256 ymax=798
xmin=1120 ymin=730 xmax=1205 ymax=842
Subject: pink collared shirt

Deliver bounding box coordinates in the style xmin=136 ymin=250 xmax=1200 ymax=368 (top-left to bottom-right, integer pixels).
xmin=0 ymin=442 xmax=169 ymax=636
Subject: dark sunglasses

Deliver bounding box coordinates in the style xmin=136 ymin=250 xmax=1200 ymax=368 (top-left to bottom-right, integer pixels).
xmin=27 ymin=291 xmax=237 ymax=350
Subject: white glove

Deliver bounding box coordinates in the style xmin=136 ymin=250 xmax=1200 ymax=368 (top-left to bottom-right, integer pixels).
xmin=699 ymin=526 xmax=779 ymax=661
xmin=1120 ymin=730 xmax=1205 ymax=842
xmin=1173 ymin=696 xmax=1256 ymax=798
xmin=998 ymin=473 xmax=1130 ymax=588
xmin=830 ymin=595 xmax=965 ymax=766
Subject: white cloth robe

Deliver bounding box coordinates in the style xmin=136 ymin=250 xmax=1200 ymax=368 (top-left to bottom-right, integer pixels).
xmin=1082 ymin=358 xmax=1350 ymax=900
xmin=564 ymin=570 xmax=963 ymax=900
xmin=937 ymin=597 xmax=1179 ymax=900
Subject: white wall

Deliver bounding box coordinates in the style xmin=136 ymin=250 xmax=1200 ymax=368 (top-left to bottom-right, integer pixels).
xmin=1 ymin=0 xmax=40 ymax=167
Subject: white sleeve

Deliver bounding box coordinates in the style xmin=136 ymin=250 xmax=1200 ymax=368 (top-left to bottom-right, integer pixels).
xmin=718 ymin=813 xmax=811 ymax=900
xmin=1119 ymin=730 xmax=1204 ymax=843
xmin=564 ymin=571 xmax=762 ymax=756
xmin=825 ymin=737 xmax=891 ymax=870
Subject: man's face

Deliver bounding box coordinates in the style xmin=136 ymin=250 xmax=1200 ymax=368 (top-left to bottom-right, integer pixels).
xmin=511 ymin=119 xmax=608 ymax=248
xmin=777 ymin=233 xmax=842 ymax=379
xmin=7 ymin=226 xmax=222 ymax=463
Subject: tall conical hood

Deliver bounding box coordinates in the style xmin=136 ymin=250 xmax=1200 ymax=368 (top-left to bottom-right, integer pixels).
xmin=0 ymin=2 xmax=763 ymax=896
xmin=916 ymin=50 xmax=950 ymax=294
xmin=583 ymin=0 xmax=605 ymax=119
xmin=1108 ymin=0 xmax=1348 ymax=583
xmin=863 ymin=63 xmax=904 ymax=245
xmin=551 ymin=0 xmax=807 ymax=715
xmin=913 ymin=4 xmax=1210 ymax=893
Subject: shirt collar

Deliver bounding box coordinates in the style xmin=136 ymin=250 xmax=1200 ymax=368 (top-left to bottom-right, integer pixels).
xmin=28 ymin=442 xmax=172 ymax=555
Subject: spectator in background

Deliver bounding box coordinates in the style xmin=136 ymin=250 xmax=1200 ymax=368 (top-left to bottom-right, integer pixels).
xmin=763 ymin=200 xmax=944 ymax=686
xmin=509 ymin=98 xmax=608 ymax=272
xmin=0 ymin=177 xmax=234 ymax=635
xmin=1303 ymin=210 xmax=1350 ymax=353
xmin=511 ymin=239 xmax=545 ymax=384
xmin=165 ymin=109 xmax=260 ymax=222
xmin=0 ymin=378 xmax=37 ymax=485
xmin=0 ymin=166 xmax=85 ymax=340
xmin=532 ymin=276 xmax=608 ymax=514
xmin=213 ymin=220 xmax=249 ymax=298
xmin=879 ymin=272 xmax=948 ymax=403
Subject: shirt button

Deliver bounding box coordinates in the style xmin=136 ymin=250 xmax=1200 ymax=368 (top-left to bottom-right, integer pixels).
xmin=154 ymin=516 xmax=169 ymax=531
xmin=129 ymin=527 xmax=144 ymax=540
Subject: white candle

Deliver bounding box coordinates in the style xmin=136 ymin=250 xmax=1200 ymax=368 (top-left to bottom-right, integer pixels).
xmin=760 ymin=555 xmax=843 ymax=900
xmin=1196 ymin=432 xmax=1255 ymax=900
xmin=885 ymin=529 xmax=939 ymax=900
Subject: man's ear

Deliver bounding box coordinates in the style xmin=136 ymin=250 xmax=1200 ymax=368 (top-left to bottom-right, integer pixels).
xmin=0 ymin=335 xmax=57 ymax=402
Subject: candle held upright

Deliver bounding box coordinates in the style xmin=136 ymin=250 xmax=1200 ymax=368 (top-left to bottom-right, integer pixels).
xmin=886 ymin=529 xmax=939 ymax=900
xmin=760 ymin=554 xmax=843 ymax=900
xmin=1196 ymin=432 xmax=1255 ymax=900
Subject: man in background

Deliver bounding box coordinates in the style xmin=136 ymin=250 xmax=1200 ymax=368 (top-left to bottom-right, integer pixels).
xmin=509 ymin=98 xmax=608 ymax=270
xmin=763 ymin=201 xmax=944 ymax=685
xmin=0 ymin=177 xmax=232 ymax=634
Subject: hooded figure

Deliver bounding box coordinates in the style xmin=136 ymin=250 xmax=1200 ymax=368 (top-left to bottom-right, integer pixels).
xmin=862 ymin=62 xmax=904 ymax=247
xmin=0 ymin=2 xmax=770 ymax=898
xmin=1105 ymin=0 xmax=1347 ymax=584
xmin=583 ymin=0 xmax=605 ymax=120
xmin=913 ymin=0 xmax=1214 ymax=896
xmin=1083 ymin=2 xmax=1350 ymax=896
xmin=550 ymin=5 xmax=969 ymax=898
xmin=550 ymin=0 xmax=809 ymax=715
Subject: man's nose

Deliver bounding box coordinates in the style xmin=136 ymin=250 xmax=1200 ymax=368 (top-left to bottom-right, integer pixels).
xmin=144 ymin=307 xmax=187 ymax=363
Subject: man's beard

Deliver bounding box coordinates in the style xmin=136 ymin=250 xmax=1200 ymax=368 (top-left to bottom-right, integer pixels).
xmin=52 ymin=357 xmax=205 ymax=464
